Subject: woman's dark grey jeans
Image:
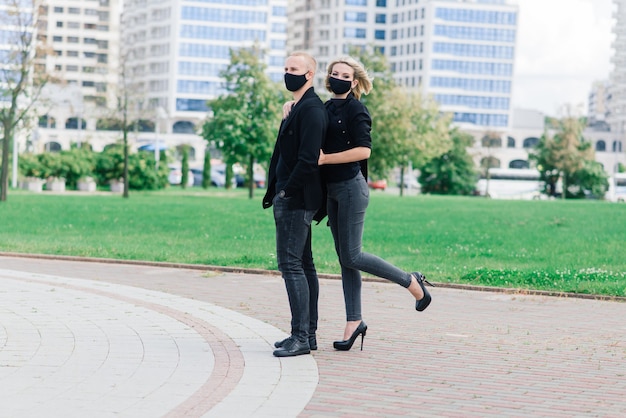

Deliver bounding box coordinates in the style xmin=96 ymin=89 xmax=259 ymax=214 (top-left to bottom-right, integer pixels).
xmin=326 ymin=172 xmax=412 ymax=322
xmin=272 ymin=194 xmax=319 ymax=342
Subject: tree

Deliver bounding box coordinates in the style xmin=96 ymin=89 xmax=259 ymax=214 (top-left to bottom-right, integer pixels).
xmin=0 ymin=0 xmax=49 ymax=202
xmin=530 ymin=112 xmax=601 ymax=199
xmin=352 ymin=47 xmax=452 ymax=196
xmin=202 ymin=149 xmax=211 ymax=189
xmin=202 ymin=44 xmax=283 ymax=198
xmin=480 ymin=131 xmax=502 ymax=197
xmin=419 ymin=128 xmax=478 ymax=195
xmin=180 ymin=144 xmax=189 ymax=189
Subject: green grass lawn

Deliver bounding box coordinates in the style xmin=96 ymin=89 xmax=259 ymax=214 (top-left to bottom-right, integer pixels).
xmin=1 ymin=188 xmax=625 ymax=296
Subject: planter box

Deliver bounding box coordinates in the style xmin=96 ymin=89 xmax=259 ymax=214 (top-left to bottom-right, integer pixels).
xmin=110 ymin=180 xmax=124 ymax=193
xmin=20 ymin=179 xmax=44 ymax=193
xmin=78 ymin=179 xmax=97 ymax=192
xmin=45 ymin=178 xmax=66 ymax=192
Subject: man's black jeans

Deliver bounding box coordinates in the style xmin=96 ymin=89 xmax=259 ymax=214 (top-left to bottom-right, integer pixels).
xmin=273 ymin=194 xmax=319 ymax=342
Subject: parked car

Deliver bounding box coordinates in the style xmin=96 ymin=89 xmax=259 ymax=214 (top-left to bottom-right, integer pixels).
xmin=367 ymin=178 xmax=387 ymax=190
xmin=189 ymin=165 xmax=236 ymax=188
xmin=235 ymin=172 xmax=266 ymax=188
xmin=396 ymin=173 xmax=420 ymax=189
xmin=190 ymin=168 xmax=204 ymax=186
xmin=168 ymin=165 xmax=194 ymax=187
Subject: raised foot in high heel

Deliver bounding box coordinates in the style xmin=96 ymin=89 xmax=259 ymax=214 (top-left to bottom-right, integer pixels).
xmin=333 ymin=321 xmax=367 ymax=351
xmin=412 ymin=272 xmax=434 ymax=312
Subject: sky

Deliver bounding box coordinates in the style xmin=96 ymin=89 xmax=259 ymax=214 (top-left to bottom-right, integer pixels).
xmin=512 ymin=0 xmax=615 ymax=116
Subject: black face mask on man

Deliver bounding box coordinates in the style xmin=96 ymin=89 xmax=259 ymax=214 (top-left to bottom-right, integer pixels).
xmin=284 ymin=72 xmax=308 ymax=92
xmin=329 ymin=77 xmax=353 ymax=95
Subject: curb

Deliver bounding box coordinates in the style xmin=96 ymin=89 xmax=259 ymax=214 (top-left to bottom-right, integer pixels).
xmin=1 ymin=251 xmax=624 ymax=303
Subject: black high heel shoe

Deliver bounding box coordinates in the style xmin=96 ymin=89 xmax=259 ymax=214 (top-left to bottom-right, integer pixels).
xmin=333 ymin=321 xmax=367 ymax=351
xmin=412 ymin=272 xmax=434 ymax=312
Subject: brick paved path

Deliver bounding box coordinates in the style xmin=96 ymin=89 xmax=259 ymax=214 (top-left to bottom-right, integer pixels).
xmin=1 ymin=255 xmax=625 ymax=417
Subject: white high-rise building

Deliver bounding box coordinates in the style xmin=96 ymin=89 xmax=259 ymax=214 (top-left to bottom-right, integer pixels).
xmin=287 ymin=0 xmax=518 ymax=130
xmin=608 ymin=0 xmax=626 ymax=138
xmin=588 ymin=80 xmax=610 ymax=126
xmin=120 ymin=0 xmax=287 ymax=139
xmin=28 ymin=0 xmax=122 ymax=152
xmin=38 ymin=0 xmax=121 ymax=111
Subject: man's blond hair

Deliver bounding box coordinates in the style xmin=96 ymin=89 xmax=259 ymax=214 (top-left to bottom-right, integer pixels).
xmin=288 ymin=51 xmax=317 ymax=73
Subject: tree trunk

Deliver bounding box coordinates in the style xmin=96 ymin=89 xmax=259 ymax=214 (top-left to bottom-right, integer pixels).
xmin=1 ymin=127 xmax=11 ymax=202
xmin=399 ymin=165 xmax=405 ymax=197
xmin=123 ymin=128 xmax=129 ymax=198
xmin=248 ymin=154 xmax=254 ymax=199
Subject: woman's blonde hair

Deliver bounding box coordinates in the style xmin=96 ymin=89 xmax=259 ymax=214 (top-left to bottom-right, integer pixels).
xmin=325 ymin=56 xmax=373 ymax=100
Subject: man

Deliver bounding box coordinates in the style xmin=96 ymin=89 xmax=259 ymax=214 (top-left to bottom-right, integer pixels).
xmin=262 ymin=52 xmax=328 ymax=357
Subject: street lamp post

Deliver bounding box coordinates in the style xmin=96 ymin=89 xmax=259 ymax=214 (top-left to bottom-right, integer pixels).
xmin=154 ymin=106 xmax=167 ymax=170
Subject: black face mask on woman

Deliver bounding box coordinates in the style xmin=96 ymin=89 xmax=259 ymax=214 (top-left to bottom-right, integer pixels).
xmin=284 ymin=73 xmax=308 ymax=92
xmin=329 ymin=77 xmax=353 ymax=95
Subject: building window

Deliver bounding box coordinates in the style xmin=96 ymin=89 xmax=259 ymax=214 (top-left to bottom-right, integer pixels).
xmin=509 ymin=160 xmax=529 ymax=169
xmin=345 ymin=12 xmax=367 ymax=22
xmin=53 ymin=35 xmax=62 ymax=42
xmin=595 ymin=140 xmax=606 ymax=152
xmin=56 ymin=22 xmax=63 ymax=28
xmin=176 ymin=98 xmax=209 ymax=112
xmin=523 ymin=137 xmax=539 ymax=148
xmin=344 ymin=28 xmax=366 ymax=39
xmin=67 ymin=36 xmax=79 ymax=43
xmin=68 ymin=7 xmax=80 ymax=14
xmin=613 ymin=141 xmax=623 ymax=152
xmin=173 ymin=121 xmax=196 ymax=134
xmin=53 ymin=7 xmax=63 ymax=13
xmin=375 ymin=30 xmax=385 ymax=40
xmin=376 ymin=0 xmax=386 ymax=6
xmin=376 ymin=14 xmax=386 ymax=24
xmin=507 ymin=136 xmax=515 ymax=148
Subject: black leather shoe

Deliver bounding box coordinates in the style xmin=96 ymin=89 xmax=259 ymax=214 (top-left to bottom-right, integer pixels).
xmin=273 ymin=338 xmax=310 ymax=357
xmin=274 ymin=336 xmax=292 ymax=348
xmin=275 ymin=335 xmax=317 ymax=351
xmin=308 ymin=336 xmax=317 ymax=351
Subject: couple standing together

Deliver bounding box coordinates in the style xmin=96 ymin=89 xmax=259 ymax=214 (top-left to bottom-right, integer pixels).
xmin=262 ymin=52 xmax=433 ymax=358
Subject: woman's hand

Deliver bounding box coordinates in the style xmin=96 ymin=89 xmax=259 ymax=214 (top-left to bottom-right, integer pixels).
xmin=282 ymin=100 xmax=295 ymax=119
xmin=318 ymin=149 xmax=326 ymax=166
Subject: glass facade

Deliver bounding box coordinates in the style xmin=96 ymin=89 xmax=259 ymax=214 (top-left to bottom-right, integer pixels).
xmin=432 ymin=59 xmax=512 ymax=76
xmin=170 ymin=0 xmax=286 ymax=114
xmin=181 ymin=6 xmax=267 ymax=23
xmin=435 ymin=7 xmax=517 ymax=25
xmin=180 ymin=25 xmax=266 ymax=41
xmin=427 ymin=3 xmax=518 ymax=128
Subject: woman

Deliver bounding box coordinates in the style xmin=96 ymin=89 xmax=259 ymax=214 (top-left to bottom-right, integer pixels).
xmin=287 ymin=56 xmax=434 ymax=351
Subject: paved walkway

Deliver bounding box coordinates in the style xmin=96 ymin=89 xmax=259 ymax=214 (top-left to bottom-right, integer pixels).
xmin=1 ymin=255 xmax=625 ymax=417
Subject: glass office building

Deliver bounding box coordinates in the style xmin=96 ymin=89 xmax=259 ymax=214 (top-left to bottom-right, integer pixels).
xmin=121 ymin=0 xmax=287 ymax=129
xmin=287 ymin=0 xmax=518 ymax=129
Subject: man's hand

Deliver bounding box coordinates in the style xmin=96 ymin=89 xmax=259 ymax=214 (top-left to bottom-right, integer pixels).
xmin=282 ymin=100 xmax=295 ymax=119
xmin=318 ymin=149 xmax=326 ymax=166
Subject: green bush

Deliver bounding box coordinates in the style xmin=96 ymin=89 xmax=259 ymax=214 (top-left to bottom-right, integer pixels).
xmin=19 ymin=146 xmax=169 ymax=191
xmin=18 ymin=153 xmax=46 ymax=179
xmin=94 ymin=145 xmax=169 ymax=190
